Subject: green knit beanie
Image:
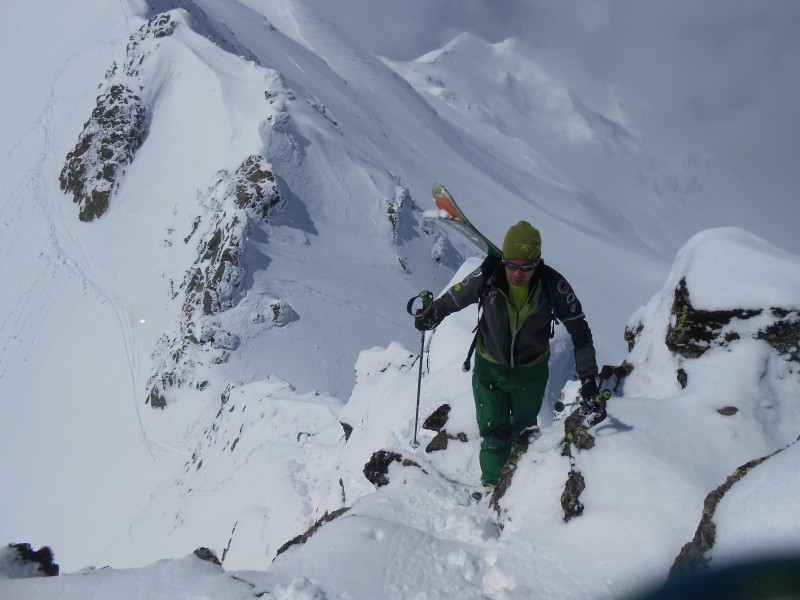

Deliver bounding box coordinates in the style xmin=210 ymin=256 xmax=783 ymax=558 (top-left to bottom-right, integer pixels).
xmin=502 ymin=221 xmax=541 ymax=261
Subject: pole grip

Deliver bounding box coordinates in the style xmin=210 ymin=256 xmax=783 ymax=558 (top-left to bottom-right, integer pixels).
xmin=407 ymin=290 xmax=432 ymax=316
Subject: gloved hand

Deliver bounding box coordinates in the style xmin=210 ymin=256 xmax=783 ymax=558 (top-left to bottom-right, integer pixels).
xmin=407 ymin=291 xmax=440 ymax=331
xmin=414 ymin=305 xmax=440 ymax=331
xmin=579 ymin=376 xmax=602 ymax=414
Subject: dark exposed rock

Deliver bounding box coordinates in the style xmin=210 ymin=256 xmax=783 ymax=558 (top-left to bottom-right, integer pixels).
xmin=123 ymin=14 xmax=177 ymax=78
xmin=717 ymin=406 xmax=739 ymax=416
xmin=561 ymin=470 xmax=586 ymax=521
xmin=145 ymin=156 xmax=285 ymax=408
xmin=146 ymin=386 xmax=167 ymax=409
xmin=668 ymin=438 xmax=798 ymax=580
xmin=363 ymin=450 xmax=424 ymax=487
xmin=422 ymin=404 xmax=451 ymax=431
xmin=59 ymin=84 xmax=147 ymax=221
xmin=624 ymin=322 xmax=644 ymax=352
xmin=384 ymin=184 xmax=411 ymax=243
xmin=758 ymin=310 xmax=800 ymax=363
xmin=425 ymin=430 xmax=450 ymax=453
xmin=233 ymin=155 xmax=281 ymax=220
xmin=269 ymin=300 xmax=297 ymax=325
xmin=666 ymin=278 xmax=799 ymax=363
xmin=275 ymin=507 xmax=350 ymax=558
xmin=422 ymin=429 xmax=467 ymax=453
xmin=4 ymin=544 xmax=59 ymax=577
xmin=666 ymin=278 xmax=762 ymax=358
xmin=677 ymin=368 xmax=688 ymax=389
xmin=557 ymin=412 xmax=595 ymax=522
xmin=561 ymin=410 xmax=595 ymax=456
xmin=58 ymin=14 xmax=178 ymax=221
xmin=599 ymin=361 xmax=634 ymax=393
xmin=193 ymin=547 xmax=221 ymax=565
xmin=490 ymin=428 xmax=540 ymax=516
xmin=340 ymin=422 xmax=353 ymax=441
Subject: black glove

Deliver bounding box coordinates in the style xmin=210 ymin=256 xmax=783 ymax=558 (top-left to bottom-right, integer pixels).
xmin=579 ymin=376 xmax=602 ymax=414
xmin=414 ymin=306 xmax=440 ymax=331
xmin=408 ymin=290 xmax=440 ymax=331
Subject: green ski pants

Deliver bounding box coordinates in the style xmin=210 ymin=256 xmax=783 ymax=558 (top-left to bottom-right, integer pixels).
xmin=472 ymin=354 xmax=549 ymax=486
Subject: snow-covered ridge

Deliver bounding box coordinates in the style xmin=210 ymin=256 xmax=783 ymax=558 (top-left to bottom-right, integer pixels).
xmin=147 ymin=153 xmax=284 ymax=410
xmin=2 ymin=0 xmax=800 ymax=596
xmin=5 ymin=226 xmax=798 ymax=598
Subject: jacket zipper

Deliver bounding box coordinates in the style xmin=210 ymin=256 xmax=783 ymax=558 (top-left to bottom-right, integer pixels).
xmin=507 ymin=283 xmax=537 ymax=367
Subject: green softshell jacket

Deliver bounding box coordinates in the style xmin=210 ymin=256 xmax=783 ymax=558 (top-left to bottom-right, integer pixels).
xmin=430 ymin=256 xmax=598 ymax=379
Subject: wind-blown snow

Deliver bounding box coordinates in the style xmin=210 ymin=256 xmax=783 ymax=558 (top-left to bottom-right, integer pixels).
xmin=1 ymin=0 xmax=799 ymax=597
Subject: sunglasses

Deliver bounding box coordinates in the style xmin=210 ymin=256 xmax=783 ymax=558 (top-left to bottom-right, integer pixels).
xmin=502 ymin=260 xmax=539 ymax=272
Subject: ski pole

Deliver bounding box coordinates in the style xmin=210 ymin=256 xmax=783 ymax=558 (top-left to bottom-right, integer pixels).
xmin=406 ymin=291 xmax=433 ymax=449
xmin=410 ymin=330 xmax=424 ymax=449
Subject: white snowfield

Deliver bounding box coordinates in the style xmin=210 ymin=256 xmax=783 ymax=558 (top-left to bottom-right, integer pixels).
xmin=1 ymin=0 xmax=799 ymax=598
xmin=2 ymin=229 xmax=799 ymax=599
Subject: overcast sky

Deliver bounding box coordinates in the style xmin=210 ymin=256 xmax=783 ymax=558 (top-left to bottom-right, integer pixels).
xmin=303 ymin=0 xmax=800 ymax=241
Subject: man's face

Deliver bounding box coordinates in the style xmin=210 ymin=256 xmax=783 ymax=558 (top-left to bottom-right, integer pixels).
xmin=504 ymin=259 xmax=537 ymax=287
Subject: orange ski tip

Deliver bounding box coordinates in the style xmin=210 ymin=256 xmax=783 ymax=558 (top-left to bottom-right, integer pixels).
xmin=434 ymin=196 xmax=460 ymax=220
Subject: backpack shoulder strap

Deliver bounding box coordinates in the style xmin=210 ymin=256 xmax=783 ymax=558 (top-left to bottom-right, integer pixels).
xmin=539 ymin=261 xmax=560 ymax=338
xmin=462 ymin=256 xmax=502 ymax=371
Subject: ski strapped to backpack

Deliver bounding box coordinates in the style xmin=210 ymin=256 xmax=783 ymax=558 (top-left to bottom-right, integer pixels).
xmin=426 ymin=183 xmax=562 ymax=371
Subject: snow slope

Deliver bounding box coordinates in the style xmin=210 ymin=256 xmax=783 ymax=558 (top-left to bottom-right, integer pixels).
xmin=3 ymin=228 xmax=799 ymax=598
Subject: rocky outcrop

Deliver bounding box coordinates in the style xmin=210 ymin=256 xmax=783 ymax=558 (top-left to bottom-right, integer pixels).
xmin=122 ymin=14 xmax=177 ymax=78
xmin=233 ymin=155 xmax=282 ymax=220
xmin=59 ymin=84 xmax=147 ymax=221
xmin=274 ymin=508 xmax=351 ymax=558
xmin=422 ymin=404 xmax=451 ymax=432
xmin=59 ymin=14 xmax=178 ymax=221
xmin=421 ymin=404 xmax=469 ymax=453
xmin=0 ymin=544 xmax=59 ymax=578
xmin=558 ymin=411 xmax=595 ymax=522
xmin=146 ymin=155 xmax=286 ymax=408
xmin=664 ymin=278 xmax=799 ymax=363
xmin=363 ymin=450 xmax=424 ymax=488
xmin=666 ymin=278 xmax=762 ymax=358
xmin=758 ymin=308 xmax=800 ymax=363
xmin=384 ymin=183 xmax=410 ymax=243
xmin=489 ymin=427 xmax=541 ymax=516
xmin=193 ymin=547 xmax=221 ymax=565
xmin=668 ymin=438 xmax=798 ymax=579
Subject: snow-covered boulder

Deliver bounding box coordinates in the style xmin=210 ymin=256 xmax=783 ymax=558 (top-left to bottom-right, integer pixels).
xmin=624 ymin=227 xmax=800 ymax=399
xmin=601 ymin=228 xmax=799 ymax=576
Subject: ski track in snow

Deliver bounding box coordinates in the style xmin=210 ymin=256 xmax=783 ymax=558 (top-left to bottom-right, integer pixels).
xmin=11 ymin=45 xmax=188 ymax=461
